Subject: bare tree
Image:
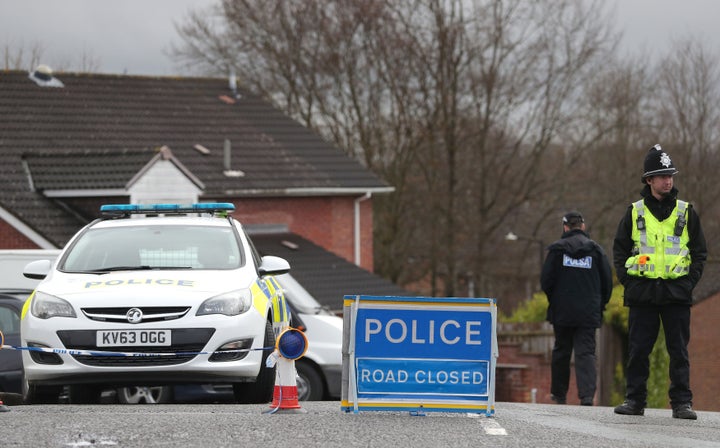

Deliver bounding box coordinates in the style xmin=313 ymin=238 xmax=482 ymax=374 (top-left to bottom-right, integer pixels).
xmin=653 ymin=38 xmax=720 ymax=212
xmin=650 ymin=38 xmax=720 ymax=260
xmin=2 ymin=41 xmax=44 ymax=71
xmin=172 ymin=0 xmax=619 ymax=300
xmin=3 ymin=40 xmax=100 ymax=73
xmin=560 ymin=55 xmax=655 ymax=251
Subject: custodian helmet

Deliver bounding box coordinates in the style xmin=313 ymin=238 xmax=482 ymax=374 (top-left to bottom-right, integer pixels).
xmin=641 ymin=144 xmax=678 ymax=183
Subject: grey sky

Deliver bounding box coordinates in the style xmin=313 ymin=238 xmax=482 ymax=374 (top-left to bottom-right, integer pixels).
xmin=0 ymin=0 xmax=215 ymax=75
xmin=1 ymin=0 xmax=719 ymax=76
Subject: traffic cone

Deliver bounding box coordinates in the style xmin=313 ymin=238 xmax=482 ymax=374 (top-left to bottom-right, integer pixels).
xmin=268 ymin=328 xmax=308 ymax=414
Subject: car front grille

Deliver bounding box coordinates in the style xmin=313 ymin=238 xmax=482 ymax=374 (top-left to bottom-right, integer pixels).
xmin=56 ymin=328 xmax=215 ymax=367
xmin=81 ymin=306 xmax=190 ymax=323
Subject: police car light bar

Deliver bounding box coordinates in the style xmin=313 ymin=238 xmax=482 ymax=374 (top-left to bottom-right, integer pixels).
xmin=100 ymin=203 xmax=235 ymax=216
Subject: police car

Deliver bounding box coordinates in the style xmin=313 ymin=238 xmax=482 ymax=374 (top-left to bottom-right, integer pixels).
xmin=20 ymin=203 xmax=290 ymax=404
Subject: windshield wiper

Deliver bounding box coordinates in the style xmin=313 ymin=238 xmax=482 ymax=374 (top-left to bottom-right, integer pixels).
xmin=81 ymin=266 xmax=154 ymax=274
xmin=81 ymin=266 xmax=193 ymax=274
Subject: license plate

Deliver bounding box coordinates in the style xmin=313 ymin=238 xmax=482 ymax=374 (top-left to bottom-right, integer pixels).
xmin=96 ymin=330 xmax=171 ymax=347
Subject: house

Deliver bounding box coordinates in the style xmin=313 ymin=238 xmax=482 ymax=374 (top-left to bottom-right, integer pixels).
xmin=0 ymin=67 xmax=407 ymax=310
xmin=687 ymin=262 xmax=720 ymax=411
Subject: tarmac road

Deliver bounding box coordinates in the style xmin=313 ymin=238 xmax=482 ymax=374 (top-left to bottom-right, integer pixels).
xmin=1 ymin=400 xmax=719 ymax=447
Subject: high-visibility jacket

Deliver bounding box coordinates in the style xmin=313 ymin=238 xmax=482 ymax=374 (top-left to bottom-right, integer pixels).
xmin=625 ymin=199 xmax=690 ymax=279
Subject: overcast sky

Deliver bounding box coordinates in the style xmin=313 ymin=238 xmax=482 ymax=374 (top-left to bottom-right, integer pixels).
xmin=1 ymin=0 xmax=719 ymax=76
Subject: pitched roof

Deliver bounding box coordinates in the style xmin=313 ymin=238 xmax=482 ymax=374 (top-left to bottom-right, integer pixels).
xmin=249 ymin=231 xmax=411 ymax=311
xmin=22 ymin=146 xmax=203 ymax=193
xmin=0 ymin=70 xmax=391 ymax=247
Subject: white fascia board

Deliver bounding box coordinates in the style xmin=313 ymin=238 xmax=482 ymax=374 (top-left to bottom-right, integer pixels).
xmin=0 ymin=206 xmax=57 ymax=249
xmin=220 ymin=187 xmax=395 ymax=197
xmin=42 ymin=189 xmax=128 ymax=198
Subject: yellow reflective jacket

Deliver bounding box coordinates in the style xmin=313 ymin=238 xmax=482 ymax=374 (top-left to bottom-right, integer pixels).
xmin=625 ymin=199 xmax=690 ymax=279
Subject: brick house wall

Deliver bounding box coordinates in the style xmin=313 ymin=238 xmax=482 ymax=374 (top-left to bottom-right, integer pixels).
xmin=0 ymin=219 xmax=40 ymax=248
xmin=689 ymin=293 xmax=720 ymax=411
xmin=230 ymin=196 xmax=374 ymax=271
xmin=495 ymin=322 xmax=622 ymax=406
xmin=496 ymin=343 xmax=578 ymax=404
xmin=495 ymin=322 xmax=578 ymax=405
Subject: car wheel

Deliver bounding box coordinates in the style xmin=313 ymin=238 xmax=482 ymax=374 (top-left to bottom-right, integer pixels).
xmin=233 ymin=320 xmax=276 ymax=404
xmin=22 ymin=376 xmax=61 ymax=404
xmin=295 ymin=359 xmax=325 ymax=401
xmin=68 ymin=385 xmax=103 ymax=404
xmin=117 ymin=386 xmax=174 ymax=404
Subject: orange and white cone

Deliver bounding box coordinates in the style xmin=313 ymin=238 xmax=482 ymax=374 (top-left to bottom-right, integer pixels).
xmin=267 ymin=328 xmax=308 ymax=414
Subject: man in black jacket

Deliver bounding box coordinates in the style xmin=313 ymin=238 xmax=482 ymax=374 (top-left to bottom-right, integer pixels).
xmin=613 ymin=144 xmax=706 ymax=420
xmin=541 ymin=211 xmax=612 ymax=406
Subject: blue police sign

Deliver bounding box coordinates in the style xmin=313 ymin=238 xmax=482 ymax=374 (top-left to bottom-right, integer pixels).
xmin=341 ymin=295 xmax=497 ymax=416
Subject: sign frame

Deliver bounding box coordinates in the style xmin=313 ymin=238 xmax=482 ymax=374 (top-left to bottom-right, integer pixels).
xmin=341 ymin=295 xmax=498 ymax=416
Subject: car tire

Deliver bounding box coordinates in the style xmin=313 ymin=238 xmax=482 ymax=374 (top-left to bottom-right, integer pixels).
xmin=22 ymin=376 xmax=60 ymax=405
xmin=295 ymin=359 xmax=325 ymax=401
xmin=233 ymin=319 xmax=276 ymax=404
xmin=116 ymin=386 xmax=174 ymax=404
xmin=68 ymin=385 xmax=103 ymax=404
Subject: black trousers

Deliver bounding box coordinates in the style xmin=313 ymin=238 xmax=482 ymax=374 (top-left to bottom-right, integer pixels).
xmin=551 ymin=325 xmax=597 ymax=400
xmin=625 ymin=304 xmax=692 ymax=408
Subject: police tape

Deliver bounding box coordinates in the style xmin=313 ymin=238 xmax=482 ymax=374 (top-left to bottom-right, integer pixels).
xmin=0 ymin=344 xmax=275 ymax=357
xmin=0 ymin=329 xmax=273 ymax=358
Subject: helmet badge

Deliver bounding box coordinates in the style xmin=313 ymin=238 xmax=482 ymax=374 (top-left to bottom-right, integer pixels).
xmin=660 ymin=152 xmax=672 ymax=168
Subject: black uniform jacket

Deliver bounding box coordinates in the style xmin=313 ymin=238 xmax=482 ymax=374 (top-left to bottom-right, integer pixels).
xmin=612 ymin=186 xmax=707 ymax=307
xmin=541 ymin=228 xmax=613 ymax=328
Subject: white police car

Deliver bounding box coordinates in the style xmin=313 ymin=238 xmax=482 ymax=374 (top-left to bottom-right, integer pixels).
xmin=20 ymin=203 xmax=290 ymax=404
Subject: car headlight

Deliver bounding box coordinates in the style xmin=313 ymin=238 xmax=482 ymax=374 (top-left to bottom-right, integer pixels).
xmin=31 ymin=291 xmax=77 ymax=319
xmin=197 ymin=289 xmax=253 ymax=316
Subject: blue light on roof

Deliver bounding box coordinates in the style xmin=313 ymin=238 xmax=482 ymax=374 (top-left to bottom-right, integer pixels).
xmin=153 ymin=204 xmax=181 ymax=211
xmin=100 ymin=204 xmax=139 ymax=212
xmin=192 ymin=203 xmax=235 ymax=210
xmin=100 ymin=203 xmax=235 ymax=215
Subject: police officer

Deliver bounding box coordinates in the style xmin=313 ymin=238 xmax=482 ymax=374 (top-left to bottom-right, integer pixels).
xmin=541 ymin=211 xmax=612 ymax=406
xmin=613 ymin=144 xmax=707 ymax=420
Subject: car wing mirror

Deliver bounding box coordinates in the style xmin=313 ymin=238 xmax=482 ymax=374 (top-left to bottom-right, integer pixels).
xmin=23 ymin=259 xmax=53 ymax=280
xmin=258 ymin=255 xmax=290 ymax=276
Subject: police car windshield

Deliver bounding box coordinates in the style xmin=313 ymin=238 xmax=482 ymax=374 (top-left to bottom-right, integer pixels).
xmin=60 ymin=225 xmax=244 ymax=272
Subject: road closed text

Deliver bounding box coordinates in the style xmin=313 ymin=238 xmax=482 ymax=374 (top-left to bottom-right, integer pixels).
xmin=361 ymin=367 xmax=483 ymax=385
xmin=356 ymin=359 xmax=489 ymax=396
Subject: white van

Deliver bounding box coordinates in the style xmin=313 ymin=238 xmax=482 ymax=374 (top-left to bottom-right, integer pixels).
xmin=0 ymin=250 xmax=62 ymax=290
xmin=276 ymin=273 xmax=342 ymax=400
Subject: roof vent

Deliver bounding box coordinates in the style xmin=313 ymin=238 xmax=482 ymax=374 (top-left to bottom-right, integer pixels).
xmin=193 ymin=144 xmax=211 ymax=155
xmin=223 ymin=139 xmax=245 ymax=177
xmin=229 ymin=69 xmax=237 ymax=94
xmin=28 ymin=64 xmax=64 ymax=88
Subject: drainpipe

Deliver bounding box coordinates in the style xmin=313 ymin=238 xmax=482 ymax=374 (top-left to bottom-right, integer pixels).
xmin=354 ymin=192 xmax=372 ymax=266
